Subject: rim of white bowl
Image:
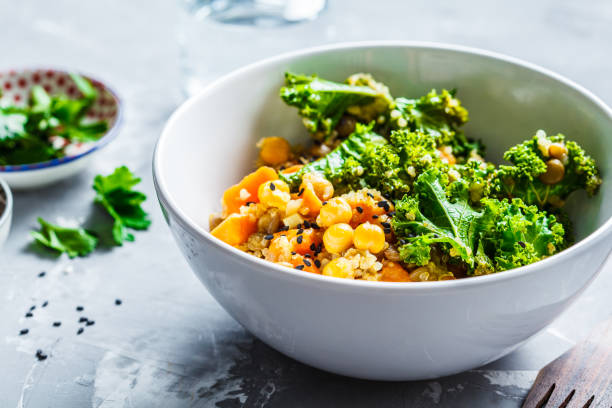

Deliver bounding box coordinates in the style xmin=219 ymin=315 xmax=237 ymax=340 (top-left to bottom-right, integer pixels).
xmin=0 ymin=176 xmax=13 ymax=229
xmin=154 ymin=41 xmax=612 ymax=292
xmin=0 ymin=67 xmax=123 ymax=173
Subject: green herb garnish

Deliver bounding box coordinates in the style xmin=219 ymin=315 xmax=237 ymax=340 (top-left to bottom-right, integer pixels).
xmin=31 ymin=217 xmax=98 ymax=258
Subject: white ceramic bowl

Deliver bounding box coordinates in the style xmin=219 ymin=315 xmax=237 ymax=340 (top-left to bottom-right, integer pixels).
xmin=0 ymin=68 xmax=122 ymax=190
xmin=0 ymin=177 xmax=12 ymax=250
xmin=153 ymin=42 xmax=612 ymax=380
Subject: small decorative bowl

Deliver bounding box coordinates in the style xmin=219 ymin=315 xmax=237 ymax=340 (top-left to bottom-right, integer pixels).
xmin=0 ymin=68 xmax=122 ymax=190
xmin=0 ymin=176 xmax=12 ymax=250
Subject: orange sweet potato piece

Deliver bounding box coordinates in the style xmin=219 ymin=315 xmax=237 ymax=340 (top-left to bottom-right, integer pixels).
xmin=380 ymin=262 xmax=411 ymax=282
xmin=280 ymin=164 xmax=303 ymax=175
xmin=298 ymin=183 xmax=322 ymax=216
xmin=222 ymin=166 xmax=278 ymax=216
xmin=288 ymin=255 xmax=320 ymax=274
xmin=211 ymin=213 xmax=257 ymax=246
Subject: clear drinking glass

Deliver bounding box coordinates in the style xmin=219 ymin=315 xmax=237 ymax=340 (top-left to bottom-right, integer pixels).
xmin=178 ymin=0 xmax=332 ymax=96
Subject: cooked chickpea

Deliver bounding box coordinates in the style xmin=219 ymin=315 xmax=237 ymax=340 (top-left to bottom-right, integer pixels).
xmin=409 ymin=266 xmax=430 ymax=282
xmin=539 ymin=159 xmax=565 ymax=185
xmin=322 ymin=257 xmax=352 ymax=279
xmin=257 ymin=180 xmax=291 ymax=208
xmin=323 ymin=223 xmax=354 ymax=254
xmin=353 ymin=222 xmax=386 ymax=253
xmin=316 ymin=197 xmax=352 ymax=227
xmin=302 ymin=172 xmax=334 ymax=200
xmin=335 ymin=115 xmax=357 ymax=137
xmin=258 ymin=137 xmax=291 ymax=165
xmin=548 ymin=143 xmax=568 ymax=162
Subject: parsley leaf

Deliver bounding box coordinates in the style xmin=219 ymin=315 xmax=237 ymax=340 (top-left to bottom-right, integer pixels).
xmin=31 ymin=217 xmax=97 ymax=258
xmin=93 ymin=166 xmax=151 ymax=245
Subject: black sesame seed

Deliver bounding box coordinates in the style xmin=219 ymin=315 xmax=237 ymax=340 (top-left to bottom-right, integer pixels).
xmin=298 ymin=188 xmax=304 ymax=196
xmin=77 ymin=328 xmax=84 ymax=335
xmin=115 ymin=299 xmax=122 ymax=306
xmin=381 ymin=222 xmax=391 ymax=228
xmin=433 ymin=234 xmax=439 ymax=238
xmin=296 ymin=223 xmax=302 ymax=229
xmin=303 ymin=220 xmax=311 ymax=228
xmin=377 ymin=200 xmax=388 ymax=208
xmin=38 ymin=271 xmax=46 ymax=278
xmin=367 ymin=192 xmax=374 ymax=198
xmin=291 ymin=251 xmax=297 ymax=255
xmin=279 ymin=165 xmax=285 ymax=171
xmin=356 ymin=206 xmax=363 ymax=213
xmin=245 ymin=201 xmax=255 ymax=206
xmin=322 ymin=201 xmax=328 ymax=206
xmin=384 ymin=228 xmax=391 ymax=234
xmin=518 ymin=241 xmax=526 ymax=248
xmin=314 ymin=260 xmax=321 ymax=268
xmin=296 ymin=235 xmax=303 ymax=244
xmin=309 ymin=243 xmax=316 ymax=251
xmin=303 ymin=259 xmax=312 ymax=267
xmin=52 ymin=322 xmax=61 ymax=327
xmin=311 ymin=222 xmax=320 ymax=229
xmin=372 ymin=215 xmax=379 ymax=219
xmin=407 ymin=233 xmax=416 ymax=238
xmin=86 ymin=320 xmax=95 ymax=326
xmin=35 ymin=350 xmax=47 ymax=361
xmin=269 ymin=183 xmax=276 ymax=191
xmin=19 ymin=329 xmax=29 ymax=336
xmin=79 ymin=317 xmax=88 ymax=323
xmin=304 ymin=253 xmax=311 ymax=258
xmin=42 ymin=301 xmax=48 ymax=308
xmin=294 ymin=265 xmax=305 ymax=270
xmin=25 ymin=312 xmax=33 ymax=318
xmin=76 ymin=306 xmax=84 ymax=312
xmin=29 ymin=305 xmax=36 ymax=311
xmin=279 ymin=225 xmax=289 ymax=231
xmin=297 ymin=228 xmax=304 ymax=234
xmin=264 ymin=234 xmax=274 ymax=240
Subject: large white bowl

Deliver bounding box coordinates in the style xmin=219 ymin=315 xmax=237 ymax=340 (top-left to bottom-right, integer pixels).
xmin=153 ymin=42 xmax=612 ymax=380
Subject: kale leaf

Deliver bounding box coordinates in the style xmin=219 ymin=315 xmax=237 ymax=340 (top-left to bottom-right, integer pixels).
xmin=31 ymin=217 xmax=98 ymax=258
xmin=493 ymin=130 xmax=602 ymax=208
xmin=280 ymin=72 xmax=392 ymax=139
xmin=93 ymin=166 xmax=151 ymax=245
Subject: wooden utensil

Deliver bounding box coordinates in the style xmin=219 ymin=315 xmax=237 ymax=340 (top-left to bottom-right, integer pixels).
xmin=522 ymin=315 xmax=612 ymax=408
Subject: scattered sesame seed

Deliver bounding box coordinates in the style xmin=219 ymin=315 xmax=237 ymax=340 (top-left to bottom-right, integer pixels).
xmin=311 ymin=222 xmax=320 ymax=229
xmin=297 ymin=228 xmax=304 ymax=234
xmin=356 ymin=206 xmax=363 ymax=213
xmin=19 ymin=329 xmax=29 ymax=336
xmin=77 ymin=328 xmax=84 ymax=335
xmin=310 ymin=243 xmax=316 ymax=251
xmin=294 ymin=265 xmax=305 ymax=270
xmin=29 ymin=305 xmax=36 ymax=311
xmin=76 ymin=306 xmax=84 ymax=312
xmin=79 ymin=317 xmax=88 ymax=323
xmin=303 ymin=221 xmax=311 ymax=228
xmin=377 ymin=200 xmax=388 ymax=208
xmin=269 ymin=183 xmax=276 ymax=191
xmin=322 ymin=201 xmax=328 ymax=206
xmin=25 ymin=312 xmax=33 ymax=318
xmin=296 ymin=223 xmax=302 ymax=229
xmin=314 ymin=260 xmax=321 ymax=268
xmin=38 ymin=271 xmax=46 ymax=278
xmin=291 ymin=251 xmax=297 ymax=255
xmin=381 ymin=222 xmax=391 ymax=228
xmin=41 ymin=301 xmax=48 ymax=308
xmin=298 ymin=188 xmax=304 ymax=196
xmin=279 ymin=225 xmax=289 ymax=231
xmin=518 ymin=241 xmax=526 ymax=248
xmin=296 ymin=235 xmax=303 ymax=244
xmin=304 ymin=253 xmax=311 ymax=258
xmin=372 ymin=215 xmax=379 ymax=219
xmin=303 ymin=259 xmax=312 ymax=267
xmin=86 ymin=320 xmax=95 ymax=326
xmin=52 ymin=322 xmax=61 ymax=327
xmin=264 ymin=234 xmax=274 ymax=240
xmin=35 ymin=350 xmax=47 ymax=361
xmin=115 ymin=299 xmax=122 ymax=306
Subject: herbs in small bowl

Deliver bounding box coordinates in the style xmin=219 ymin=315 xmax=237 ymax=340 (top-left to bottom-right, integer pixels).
xmin=0 ymin=69 xmax=122 ymax=189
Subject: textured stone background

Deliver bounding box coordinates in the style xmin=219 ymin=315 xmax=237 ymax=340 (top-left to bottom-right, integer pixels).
xmin=1 ymin=1 xmax=611 ymax=406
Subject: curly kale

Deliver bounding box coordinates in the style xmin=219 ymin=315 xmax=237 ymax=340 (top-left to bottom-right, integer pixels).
xmin=390 ymin=89 xmax=481 ymax=159
xmin=362 ymin=129 xmax=443 ymax=199
xmin=278 ymin=123 xmax=387 ymax=191
xmin=454 ymin=159 xmax=496 ymax=204
xmin=392 ymin=169 xmax=567 ymax=274
xmin=474 ymin=198 xmax=566 ymax=274
xmin=280 ymin=72 xmax=392 ymax=139
xmin=493 ymin=130 xmax=602 ymax=208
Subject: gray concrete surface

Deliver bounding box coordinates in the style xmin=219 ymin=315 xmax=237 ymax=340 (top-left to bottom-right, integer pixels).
xmin=1 ymin=0 xmax=611 ymax=406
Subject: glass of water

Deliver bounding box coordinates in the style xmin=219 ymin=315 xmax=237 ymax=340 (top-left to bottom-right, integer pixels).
xmin=178 ymin=0 xmax=332 ymax=97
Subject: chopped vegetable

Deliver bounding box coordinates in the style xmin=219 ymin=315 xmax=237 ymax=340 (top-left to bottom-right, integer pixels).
xmin=280 ymin=72 xmax=392 ymax=139
xmin=31 ymin=217 xmax=97 ymax=258
xmin=93 ymin=166 xmax=151 ymax=245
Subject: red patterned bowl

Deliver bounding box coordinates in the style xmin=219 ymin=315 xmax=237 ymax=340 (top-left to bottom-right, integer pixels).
xmin=0 ymin=68 xmax=122 ymax=189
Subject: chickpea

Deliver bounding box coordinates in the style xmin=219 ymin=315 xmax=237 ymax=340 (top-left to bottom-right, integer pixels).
xmin=258 ymin=137 xmax=291 ymax=166
xmin=539 ymin=159 xmax=565 ymax=185
xmin=335 ymin=115 xmax=357 ymax=137
xmin=548 ymin=143 xmax=568 ymax=162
